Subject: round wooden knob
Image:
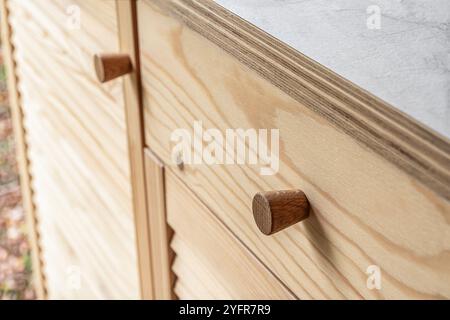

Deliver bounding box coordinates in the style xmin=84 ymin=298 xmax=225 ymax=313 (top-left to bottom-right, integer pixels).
xmin=252 ymin=190 xmax=310 ymax=235
xmin=93 ymin=53 xmax=132 ymax=83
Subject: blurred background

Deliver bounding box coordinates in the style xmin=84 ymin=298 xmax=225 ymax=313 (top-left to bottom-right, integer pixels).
xmin=0 ymin=46 xmax=35 ymax=300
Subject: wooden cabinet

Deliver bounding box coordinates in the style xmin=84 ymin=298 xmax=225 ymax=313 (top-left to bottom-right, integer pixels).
xmin=143 ymin=148 xmax=294 ymax=300
xmin=137 ymin=0 xmax=450 ymax=299
xmin=1 ymin=0 xmax=139 ymax=299
xmin=143 ymin=148 xmax=293 ymax=299
xmin=165 ymin=164 xmax=294 ymax=299
xmin=2 ymin=0 xmax=449 ymax=300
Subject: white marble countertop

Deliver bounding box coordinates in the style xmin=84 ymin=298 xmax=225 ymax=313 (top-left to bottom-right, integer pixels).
xmin=216 ymin=0 xmax=450 ymax=139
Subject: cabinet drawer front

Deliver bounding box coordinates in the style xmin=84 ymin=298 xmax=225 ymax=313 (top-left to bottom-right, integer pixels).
xmin=138 ymin=0 xmax=450 ymax=299
xmin=165 ymin=170 xmax=293 ymax=299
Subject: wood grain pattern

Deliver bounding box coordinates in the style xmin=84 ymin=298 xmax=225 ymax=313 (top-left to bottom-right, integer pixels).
xmin=144 ymin=149 xmax=175 ymax=299
xmin=0 ymin=0 xmax=46 ymax=299
xmin=165 ymin=169 xmax=295 ymax=299
xmin=139 ymin=0 xmax=450 ymax=299
xmin=116 ymin=0 xmax=153 ymax=300
xmin=93 ymin=53 xmax=132 ymax=83
xmin=252 ymin=190 xmax=310 ymax=235
xmin=7 ymin=0 xmax=139 ymax=299
xmin=149 ymin=0 xmax=450 ymax=200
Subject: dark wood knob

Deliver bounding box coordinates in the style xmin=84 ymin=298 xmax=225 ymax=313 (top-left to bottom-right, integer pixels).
xmin=93 ymin=53 xmax=132 ymax=83
xmin=252 ymin=190 xmax=310 ymax=235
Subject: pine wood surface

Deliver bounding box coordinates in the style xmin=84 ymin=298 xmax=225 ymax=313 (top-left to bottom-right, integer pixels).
xmin=6 ymin=0 xmax=139 ymax=299
xmin=139 ymin=0 xmax=450 ymax=299
xmin=165 ymin=168 xmax=295 ymax=299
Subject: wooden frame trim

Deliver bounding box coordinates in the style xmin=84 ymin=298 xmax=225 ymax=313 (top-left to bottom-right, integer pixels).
xmin=117 ymin=3 xmax=176 ymax=299
xmin=0 ymin=0 xmax=47 ymax=299
xmin=147 ymin=0 xmax=450 ymax=200
xmin=116 ymin=0 xmax=153 ymax=299
xmin=144 ymin=149 xmax=175 ymax=300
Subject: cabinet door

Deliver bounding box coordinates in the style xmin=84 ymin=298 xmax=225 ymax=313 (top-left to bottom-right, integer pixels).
xmin=5 ymin=0 xmax=138 ymax=299
xmin=144 ymin=150 xmax=293 ymax=299
xmin=164 ymin=168 xmax=294 ymax=300
xmin=137 ymin=0 xmax=450 ymax=299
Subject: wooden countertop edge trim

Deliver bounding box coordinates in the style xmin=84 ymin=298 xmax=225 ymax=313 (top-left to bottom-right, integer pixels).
xmin=146 ymin=0 xmax=450 ymax=200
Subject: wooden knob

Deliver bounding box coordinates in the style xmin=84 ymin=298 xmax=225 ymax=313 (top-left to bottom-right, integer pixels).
xmin=252 ymin=190 xmax=310 ymax=235
xmin=93 ymin=53 xmax=132 ymax=83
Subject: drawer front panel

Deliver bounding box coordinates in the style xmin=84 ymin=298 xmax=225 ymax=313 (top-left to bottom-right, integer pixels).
xmin=165 ymin=169 xmax=294 ymax=299
xmin=139 ymin=0 xmax=450 ymax=299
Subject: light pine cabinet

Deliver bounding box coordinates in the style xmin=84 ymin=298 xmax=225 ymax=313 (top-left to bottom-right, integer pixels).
xmin=138 ymin=0 xmax=450 ymax=299
xmin=2 ymin=0 xmax=449 ymax=300
xmin=1 ymin=0 xmax=138 ymax=299
xmin=165 ymin=161 xmax=294 ymax=299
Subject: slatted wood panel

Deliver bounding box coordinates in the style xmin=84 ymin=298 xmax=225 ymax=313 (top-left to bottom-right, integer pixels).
xmin=7 ymin=0 xmax=139 ymax=299
xmin=165 ymin=169 xmax=294 ymax=300
xmin=139 ymin=0 xmax=450 ymax=299
xmin=0 ymin=0 xmax=46 ymax=298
